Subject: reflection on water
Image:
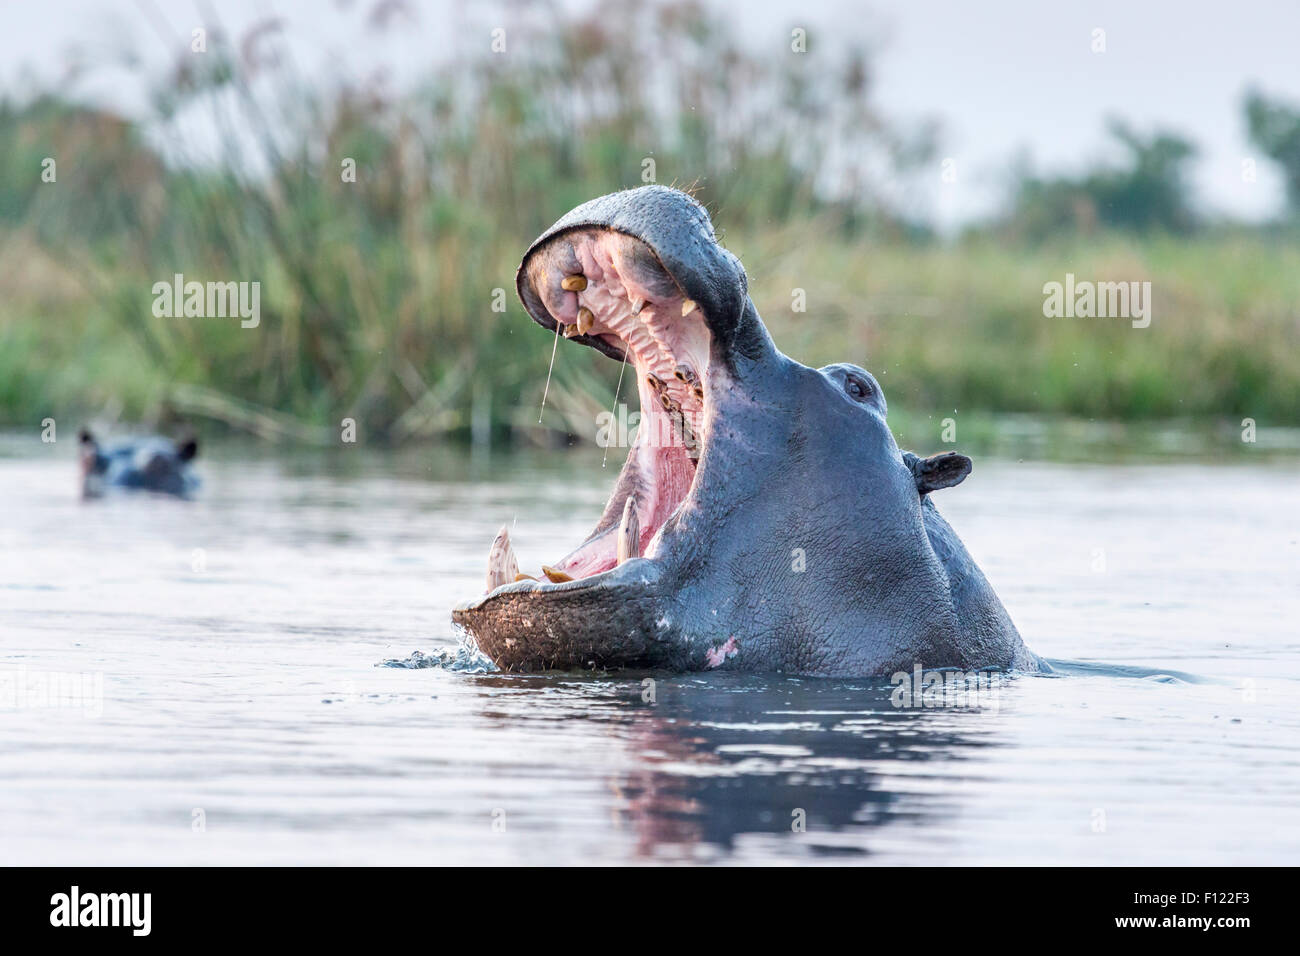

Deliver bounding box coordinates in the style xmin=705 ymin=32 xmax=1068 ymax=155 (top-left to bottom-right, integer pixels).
xmin=558 ymin=675 xmax=997 ymax=861
xmin=1 ymin=432 xmax=1298 ymax=864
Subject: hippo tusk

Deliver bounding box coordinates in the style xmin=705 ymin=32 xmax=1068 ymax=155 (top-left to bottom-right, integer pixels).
xmin=486 ymin=526 xmax=519 ymax=592
xmin=616 ymin=495 xmax=640 ymax=564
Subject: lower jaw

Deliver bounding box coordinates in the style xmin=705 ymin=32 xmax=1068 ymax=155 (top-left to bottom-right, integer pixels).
xmin=451 ymin=553 xmax=680 ymax=674
xmin=454 ymin=551 xmax=670 ymax=642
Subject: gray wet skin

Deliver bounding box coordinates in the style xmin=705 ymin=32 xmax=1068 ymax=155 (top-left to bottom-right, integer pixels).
xmin=454 ymin=185 xmax=1045 ymax=676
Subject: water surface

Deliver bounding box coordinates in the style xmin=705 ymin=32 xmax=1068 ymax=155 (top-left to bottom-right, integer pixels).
xmin=2 ymin=433 xmax=1297 ymax=864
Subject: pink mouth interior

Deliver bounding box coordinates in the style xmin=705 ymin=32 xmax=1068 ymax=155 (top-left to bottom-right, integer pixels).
xmin=526 ymin=229 xmax=712 ymax=579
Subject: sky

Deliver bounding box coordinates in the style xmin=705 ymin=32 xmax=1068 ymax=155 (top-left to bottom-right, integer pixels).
xmin=3 ymin=0 xmax=1298 ymax=231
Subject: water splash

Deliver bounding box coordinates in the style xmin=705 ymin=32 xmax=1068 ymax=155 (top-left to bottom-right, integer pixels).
xmin=379 ymin=644 xmax=499 ymax=673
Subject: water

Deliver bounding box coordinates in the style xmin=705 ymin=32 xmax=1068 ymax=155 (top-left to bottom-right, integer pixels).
xmin=2 ymin=433 xmax=1298 ymax=864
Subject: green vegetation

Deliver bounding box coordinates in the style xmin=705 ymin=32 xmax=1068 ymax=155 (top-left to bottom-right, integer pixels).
xmin=750 ymin=228 xmax=1300 ymax=424
xmin=2 ymin=1 xmax=1298 ymax=444
xmin=995 ymin=121 xmax=1200 ymax=239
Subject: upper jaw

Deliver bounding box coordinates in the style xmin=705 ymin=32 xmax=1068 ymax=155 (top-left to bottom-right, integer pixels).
xmin=515 ymin=185 xmax=767 ymax=369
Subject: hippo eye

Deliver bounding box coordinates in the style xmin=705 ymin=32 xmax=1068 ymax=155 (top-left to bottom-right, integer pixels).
xmin=844 ymin=375 xmax=872 ymax=403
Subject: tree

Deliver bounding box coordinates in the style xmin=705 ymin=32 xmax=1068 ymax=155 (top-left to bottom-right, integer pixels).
xmin=1244 ymin=88 xmax=1300 ymax=217
xmin=996 ymin=119 xmax=1198 ymax=238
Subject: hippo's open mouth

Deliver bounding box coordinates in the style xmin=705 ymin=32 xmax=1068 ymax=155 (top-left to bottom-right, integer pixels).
xmin=452 ymin=215 xmax=736 ymax=671
xmin=494 ymin=227 xmax=714 ymax=591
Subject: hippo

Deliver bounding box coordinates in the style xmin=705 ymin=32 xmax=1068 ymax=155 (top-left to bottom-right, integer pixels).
xmin=453 ymin=186 xmax=1044 ymax=676
xmin=78 ymin=428 xmax=200 ymax=499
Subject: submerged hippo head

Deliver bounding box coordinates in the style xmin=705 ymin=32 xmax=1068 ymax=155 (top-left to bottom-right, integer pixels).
xmin=79 ymin=428 xmax=200 ymax=499
xmin=453 ymin=186 xmax=1042 ymax=676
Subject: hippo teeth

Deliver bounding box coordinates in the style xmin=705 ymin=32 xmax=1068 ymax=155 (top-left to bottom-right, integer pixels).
xmin=616 ymin=494 xmax=640 ymax=564
xmin=486 ymin=525 xmax=519 ymax=592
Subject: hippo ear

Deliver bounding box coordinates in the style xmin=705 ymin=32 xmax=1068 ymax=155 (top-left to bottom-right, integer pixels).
xmin=905 ymin=451 xmax=972 ymax=495
xmin=178 ymin=435 xmax=199 ymax=462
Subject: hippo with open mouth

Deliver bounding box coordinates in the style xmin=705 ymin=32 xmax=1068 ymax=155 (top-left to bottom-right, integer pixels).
xmin=453 ymin=186 xmax=1044 ymax=676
